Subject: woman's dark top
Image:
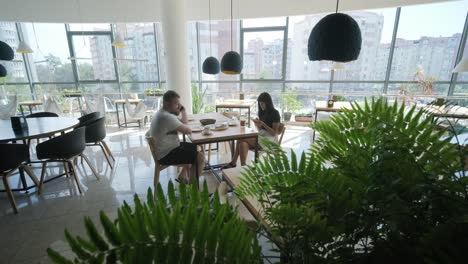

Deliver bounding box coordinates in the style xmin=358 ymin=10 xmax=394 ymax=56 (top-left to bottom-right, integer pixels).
xmin=259 ymin=109 xmax=281 ymax=129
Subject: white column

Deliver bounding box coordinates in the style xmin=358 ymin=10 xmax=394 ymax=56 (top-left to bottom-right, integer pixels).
xmin=160 ymin=0 xmax=192 ymax=113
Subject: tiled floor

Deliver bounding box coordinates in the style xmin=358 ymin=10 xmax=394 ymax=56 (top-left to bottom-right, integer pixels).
xmin=0 ymin=124 xmax=312 ymax=263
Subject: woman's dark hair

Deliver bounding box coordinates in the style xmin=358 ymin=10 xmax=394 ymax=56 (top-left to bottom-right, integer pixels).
xmin=257 ymin=92 xmax=275 ymax=116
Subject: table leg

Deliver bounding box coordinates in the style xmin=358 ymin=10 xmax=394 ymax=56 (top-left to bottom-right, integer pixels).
xmin=20 ymin=105 xmax=25 ymax=116
xmin=248 ymin=107 xmax=251 ymax=128
xmin=255 ymin=136 xmax=259 ymax=162
xmin=77 ymin=97 xmax=83 ymax=115
xmin=116 ymin=103 xmax=122 ymax=128
xmin=122 ymin=103 xmax=128 ymax=128
xmin=19 ymin=167 xmax=28 ymax=192
xmin=312 ymin=110 xmax=318 ymax=142
xmin=28 ymin=105 xmax=33 ymax=115
xmin=195 ymin=144 xmax=199 ymax=190
xmin=230 ymin=140 xmax=235 ymax=160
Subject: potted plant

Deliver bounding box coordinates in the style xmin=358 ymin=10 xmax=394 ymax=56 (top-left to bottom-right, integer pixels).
xmin=143 ymin=88 xmax=164 ymax=97
xmin=62 ymin=89 xmax=82 ymax=97
xmin=280 ymin=89 xmax=303 ymax=121
xmin=237 ymin=98 xmax=468 ymax=263
xmin=294 ymin=113 xmax=313 ymax=122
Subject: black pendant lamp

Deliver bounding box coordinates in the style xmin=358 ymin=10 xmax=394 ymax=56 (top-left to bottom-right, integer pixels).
xmin=0 ymin=41 xmax=15 ymax=77
xmin=308 ymin=0 xmax=362 ymax=62
xmin=221 ymin=0 xmax=242 ymax=74
xmin=202 ymin=0 xmax=220 ymax=74
xmin=0 ymin=64 xmax=6 ymax=77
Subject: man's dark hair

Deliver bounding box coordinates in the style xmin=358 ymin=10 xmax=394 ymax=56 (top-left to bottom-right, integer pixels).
xmin=163 ymin=90 xmax=180 ymax=103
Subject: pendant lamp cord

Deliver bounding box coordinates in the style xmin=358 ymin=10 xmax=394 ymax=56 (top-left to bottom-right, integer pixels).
xmin=209 ymin=0 xmax=212 ymax=55
xmin=230 ymin=0 xmax=233 ymax=50
xmin=336 ymin=0 xmax=339 ymax=13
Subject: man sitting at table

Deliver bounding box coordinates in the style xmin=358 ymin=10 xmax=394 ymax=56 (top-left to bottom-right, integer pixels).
xmin=150 ymin=90 xmax=204 ymax=183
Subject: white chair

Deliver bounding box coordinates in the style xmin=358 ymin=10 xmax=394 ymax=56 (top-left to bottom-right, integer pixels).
xmin=125 ymin=99 xmax=147 ymax=127
xmin=43 ymin=96 xmax=63 ymax=116
xmin=84 ymin=95 xmax=106 ymax=117
xmin=0 ymin=95 xmax=17 ymax=119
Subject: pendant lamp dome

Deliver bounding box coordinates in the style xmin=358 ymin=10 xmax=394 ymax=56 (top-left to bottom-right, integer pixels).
xmin=112 ymin=34 xmax=126 ymax=47
xmin=202 ymin=0 xmax=220 ymax=74
xmin=17 ymin=41 xmax=33 ymax=54
xmin=308 ymin=0 xmax=362 ymax=62
xmin=0 ymin=41 xmax=14 ymax=61
xmin=0 ymin=64 xmax=7 ymax=77
xmin=221 ymin=0 xmax=242 ymax=75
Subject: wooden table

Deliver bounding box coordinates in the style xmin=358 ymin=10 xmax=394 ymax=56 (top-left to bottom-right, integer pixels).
xmin=114 ymin=99 xmax=143 ymax=128
xmin=216 ymin=99 xmax=256 ymax=128
xmin=187 ymin=113 xmax=259 ymax=181
xmin=423 ymin=105 xmax=468 ymax=120
xmin=0 ymin=117 xmax=79 ymax=191
xmin=19 ymin=100 xmax=43 ymax=115
xmin=313 ymin=101 xmax=353 ymax=141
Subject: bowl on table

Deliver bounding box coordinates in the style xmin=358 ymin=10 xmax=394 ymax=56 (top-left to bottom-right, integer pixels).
xmin=199 ymin=118 xmax=216 ymax=126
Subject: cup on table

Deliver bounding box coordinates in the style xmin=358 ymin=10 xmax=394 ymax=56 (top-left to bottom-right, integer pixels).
xmin=240 ymin=118 xmax=246 ymax=126
xmin=203 ymin=125 xmax=211 ymax=135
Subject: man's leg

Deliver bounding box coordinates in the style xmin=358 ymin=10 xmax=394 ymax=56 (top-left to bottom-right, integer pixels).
xmin=189 ymin=152 xmax=205 ymax=184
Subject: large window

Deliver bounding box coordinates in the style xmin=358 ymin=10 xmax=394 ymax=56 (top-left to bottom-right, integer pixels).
xmin=23 ymin=23 xmax=74 ymax=83
xmin=1 ymin=0 xmax=467 ymax=103
xmin=114 ymin=23 xmax=159 ymax=83
xmin=334 ymin=8 xmax=396 ymax=81
xmin=0 ymin=22 xmax=28 ymax=83
xmin=242 ymin=31 xmax=285 ymax=80
xmin=71 ymin=35 xmax=116 ymax=81
xmin=390 ymin=1 xmax=466 ymax=82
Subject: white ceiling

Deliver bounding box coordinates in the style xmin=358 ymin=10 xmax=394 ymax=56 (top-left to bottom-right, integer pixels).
xmin=0 ymin=0 xmax=460 ymax=23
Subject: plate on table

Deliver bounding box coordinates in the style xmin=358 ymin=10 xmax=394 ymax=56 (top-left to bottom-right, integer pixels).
xmin=191 ymin=126 xmax=202 ymax=132
xmin=212 ymin=123 xmax=229 ymax=131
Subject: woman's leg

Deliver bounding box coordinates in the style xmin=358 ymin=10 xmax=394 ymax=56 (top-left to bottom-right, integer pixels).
xmin=239 ymin=138 xmax=257 ymax=166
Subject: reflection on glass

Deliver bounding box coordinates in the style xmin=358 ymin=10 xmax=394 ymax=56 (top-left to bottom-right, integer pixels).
xmin=242 ymin=31 xmax=284 ymax=79
xmin=390 ymin=1 xmax=466 ymax=81
xmin=72 ymin=35 xmax=116 ymax=81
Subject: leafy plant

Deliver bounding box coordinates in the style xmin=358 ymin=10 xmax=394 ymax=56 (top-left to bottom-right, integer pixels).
xmin=236 ymin=98 xmax=468 ymax=263
xmin=143 ymin=88 xmax=164 ymax=97
xmin=48 ymin=182 xmax=262 ymax=264
xmin=192 ymin=84 xmax=207 ymax=114
xmin=280 ymin=88 xmax=303 ymax=114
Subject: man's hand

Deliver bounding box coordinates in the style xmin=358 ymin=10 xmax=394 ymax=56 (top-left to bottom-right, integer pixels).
xmin=180 ymin=105 xmax=185 ymax=112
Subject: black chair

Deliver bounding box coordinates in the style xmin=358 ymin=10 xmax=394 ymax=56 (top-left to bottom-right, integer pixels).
xmin=78 ymin=112 xmax=100 ymax=126
xmin=83 ymin=117 xmax=115 ymax=169
xmin=25 ymin=112 xmax=59 ymax=145
xmin=0 ymin=144 xmax=39 ymax=213
xmin=36 ymin=127 xmax=99 ymax=194
xmin=26 ymin=112 xmax=59 ymax=118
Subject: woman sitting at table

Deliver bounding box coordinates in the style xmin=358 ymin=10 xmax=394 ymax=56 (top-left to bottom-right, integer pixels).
xmin=224 ymin=92 xmax=281 ymax=168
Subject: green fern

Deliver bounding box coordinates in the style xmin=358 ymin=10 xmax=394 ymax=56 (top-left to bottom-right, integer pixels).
xmin=48 ymin=182 xmax=262 ymax=264
xmin=236 ymin=98 xmax=468 ymax=263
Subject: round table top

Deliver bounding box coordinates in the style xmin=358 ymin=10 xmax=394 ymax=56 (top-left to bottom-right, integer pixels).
xmin=0 ymin=117 xmax=79 ymax=143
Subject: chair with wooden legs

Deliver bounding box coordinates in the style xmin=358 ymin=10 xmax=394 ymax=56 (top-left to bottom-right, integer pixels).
xmin=36 ymin=127 xmax=99 ymax=194
xmin=0 ymin=143 xmax=39 ymax=214
xmin=249 ymin=123 xmax=286 ymax=154
xmin=80 ymin=117 xmax=114 ymax=169
xmin=145 ymin=131 xmax=188 ymax=189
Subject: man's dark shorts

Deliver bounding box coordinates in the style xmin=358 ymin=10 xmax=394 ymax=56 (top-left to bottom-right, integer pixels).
xmin=159 ymin=142 xmax=197 ymax=165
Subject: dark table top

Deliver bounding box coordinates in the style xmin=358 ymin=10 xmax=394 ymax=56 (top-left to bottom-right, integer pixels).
xmin=0 ymin=117 xmax=79 ymax=143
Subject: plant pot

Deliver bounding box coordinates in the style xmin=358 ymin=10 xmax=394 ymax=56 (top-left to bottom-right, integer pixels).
xmin=295 ymin=116 xmax=313 ymax=122
xmin=283 ymin=112 xmax=292 ymax=121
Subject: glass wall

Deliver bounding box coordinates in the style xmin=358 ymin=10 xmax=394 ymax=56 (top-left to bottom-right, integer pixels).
xmin=0 ymin=0 xmax=467 ymax=112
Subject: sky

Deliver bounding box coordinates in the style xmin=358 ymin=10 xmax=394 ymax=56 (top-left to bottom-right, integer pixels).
xmin=18 ymin=0 xmax=468 ymax=62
